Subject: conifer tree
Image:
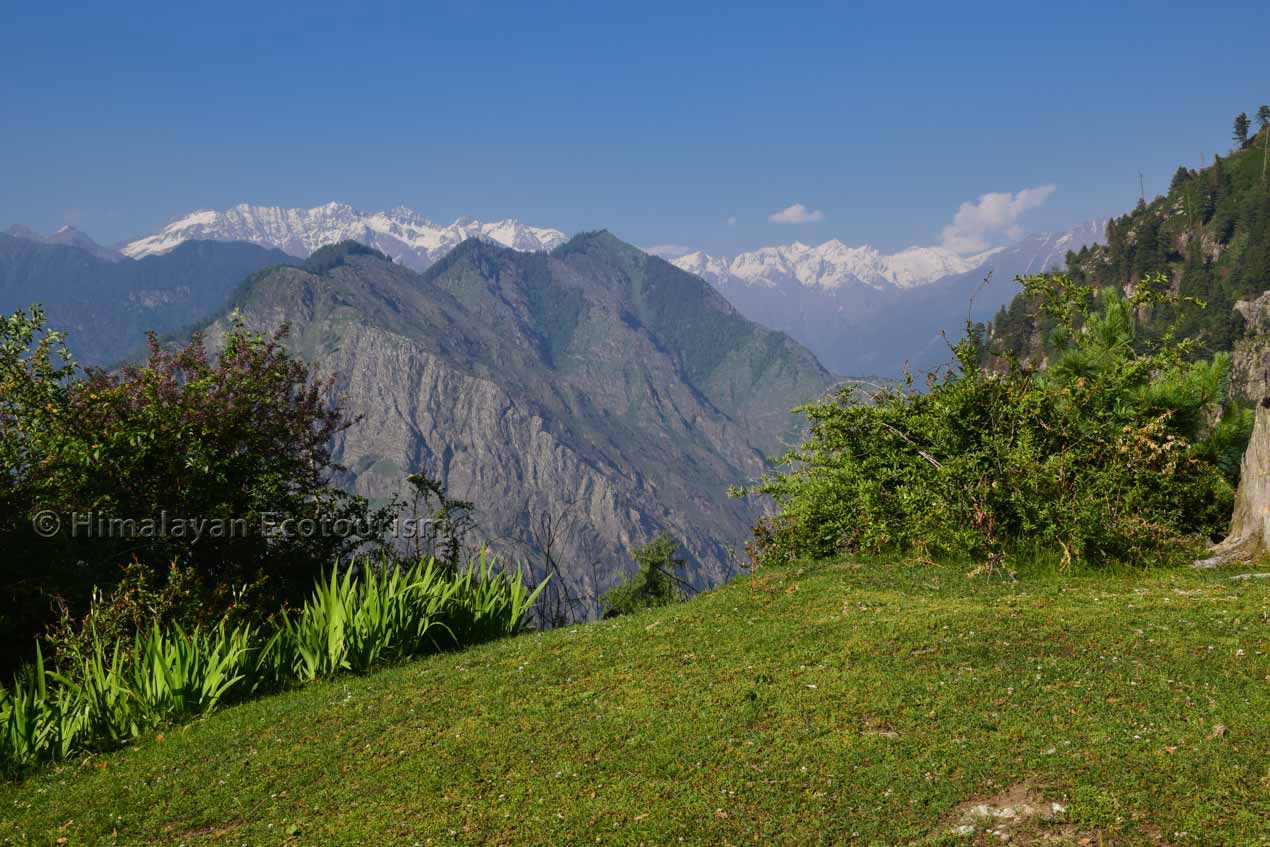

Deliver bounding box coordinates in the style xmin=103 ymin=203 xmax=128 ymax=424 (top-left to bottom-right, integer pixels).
xmin=1258 ymin=105 xmax=1270 ymax=133
xmin=1233 ymin=112 xmax=1250 ymax=148
xmin=1170 ymin=165 xmax=1191 ymax=193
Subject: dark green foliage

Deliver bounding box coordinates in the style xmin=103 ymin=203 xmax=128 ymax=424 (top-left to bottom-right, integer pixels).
xmin=601 ymin=533 xmax=687 ymax=617
xmin=749 ymin=275 xmax=1240 ymax=570
xmin=0 ymin=307 xmax=392 ymax=671
xmin=403 ymin=470 xmax=476 ymax=570
xmin=1169 ymin=165 xmax=1193 ymax=193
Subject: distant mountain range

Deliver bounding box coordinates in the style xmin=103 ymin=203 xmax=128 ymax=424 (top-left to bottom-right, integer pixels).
xmin=5 ymin=224 xmax=124 ymax=263
xmin=657 ymin=240 xmax=1000 ymax=291
xmin=652 ymin=220 xmax=1105 ymax=374
xmin=0 ymin=229 xmax=292 ymax=364
xmin=121 ymin=203 xmax=567 ymax=271
xmin=112 ymin=202 xmax=1103 ymax=375
xmin=202 ymin=235 xmax=833 ymax=599
xmin=7 ymin=204 xmax=1104 ymax=376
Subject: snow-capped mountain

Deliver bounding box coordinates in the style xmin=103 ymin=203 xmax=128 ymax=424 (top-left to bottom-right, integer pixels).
xmin=122 ymin=203 xmax=568 ymax=270
xmin=997 ymin=219 xmax=1106 ymax=277
xmin=651 ymin=220 xmax=1106 ymax=375
xmin=654 ymin=219 xmax=1104 ymax=296
xmin=661 ymin=241 xmax=1002 ymax=292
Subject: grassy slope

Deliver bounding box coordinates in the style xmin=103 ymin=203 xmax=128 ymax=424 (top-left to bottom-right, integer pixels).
xmin=3 ymin=560 xmax=1267 ymax=846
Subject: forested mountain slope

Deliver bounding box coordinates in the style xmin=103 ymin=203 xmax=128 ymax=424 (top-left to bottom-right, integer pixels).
xmin=991 ymin=119 xmax=1270 ymax=399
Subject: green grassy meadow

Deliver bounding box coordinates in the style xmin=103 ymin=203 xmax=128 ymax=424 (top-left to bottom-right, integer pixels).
xmin=3 ymin=558 xmax=1267 ymax=846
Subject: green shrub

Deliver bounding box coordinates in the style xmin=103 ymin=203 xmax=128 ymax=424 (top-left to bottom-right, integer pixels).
xmin=43 ymin=561 xmax=265 ymax=677
xmin=601 ymin=534 xmax=687 ymax=617
xmin=746 ymin=274 xmax=1245 ymax=570
xmin=0 ymin=306 xmax=394 ymax=671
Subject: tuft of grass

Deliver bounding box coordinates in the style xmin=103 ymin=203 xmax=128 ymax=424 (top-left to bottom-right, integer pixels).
xmin=0 ymin=555 xmax=541 ymax=775
xmin=272 ymin=559 xmax=458 ymax=682
xmin=1 ymin=556 xmax=1265 ymax=846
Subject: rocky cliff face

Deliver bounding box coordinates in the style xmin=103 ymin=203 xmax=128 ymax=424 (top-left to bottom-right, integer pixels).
xmin=208 ymin=234 xmax=833 ymax=606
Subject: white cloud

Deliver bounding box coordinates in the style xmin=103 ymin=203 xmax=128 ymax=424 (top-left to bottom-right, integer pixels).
xmin=726 ymin=215 xmax=737 ymax=226
xmin=768 ymin=203 xmax=824 ymax=224
xmin=939 ymin=184 xmax=1056 ymax=254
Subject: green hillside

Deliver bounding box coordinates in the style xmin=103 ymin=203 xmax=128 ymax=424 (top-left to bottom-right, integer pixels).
xmin=992 ymin=120 xmax=1270 ymax=370
xmin=4 ymin=558 xmax=1266 ymax=846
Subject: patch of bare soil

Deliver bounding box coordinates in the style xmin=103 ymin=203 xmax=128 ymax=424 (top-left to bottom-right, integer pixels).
xmin=937 ymin=782 xmax=1098 ymax=845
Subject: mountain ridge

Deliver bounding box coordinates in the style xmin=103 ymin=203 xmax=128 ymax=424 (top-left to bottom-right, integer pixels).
xmin=88 ymin=202 xmax=1106 ymax=376
xmin=658 ymin=240 xmax=999 ymax=291
xmin=203 ymin=233 xmax=834 ymax=601
xmin=657 ymin=221 xmax=1105 ymax=294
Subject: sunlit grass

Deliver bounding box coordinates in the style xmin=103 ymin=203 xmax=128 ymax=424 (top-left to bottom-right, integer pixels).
xmin=2 ymin=557 xmax=1265 ymax=845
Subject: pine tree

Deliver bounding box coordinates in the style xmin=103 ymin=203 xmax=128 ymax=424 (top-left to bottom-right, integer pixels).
xmin=1258 ymin=105 xmax=1270 ymax=133
xmin=1170 ymin=165 xmax=1191 ymax=193
xmin=1132 ymin=218 xmax=1163 ymax=279
xmin=1233 ymin=112 xmax=1250 ymax=148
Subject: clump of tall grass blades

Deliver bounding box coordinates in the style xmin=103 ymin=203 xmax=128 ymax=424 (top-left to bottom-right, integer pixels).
xmin=0 ymin=555 xmax=542 ymax=775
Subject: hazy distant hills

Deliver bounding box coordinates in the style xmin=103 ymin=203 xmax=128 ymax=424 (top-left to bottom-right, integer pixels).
xmin=5 ymin=224 xmax=125 ymax=263
xmin=0 ymin=229 xmax=293 ymax=364
xmin=652 ymin=220 xmax=1105 ymax=374
xmin=122 ymin=203 xmax=567 ymax=271
xmin=204 ymin=234 xmax=834 ymax=596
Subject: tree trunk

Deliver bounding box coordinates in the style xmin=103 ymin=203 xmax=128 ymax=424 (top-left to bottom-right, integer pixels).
xmin=1195 ymin=398 xmax=1270 ymax=567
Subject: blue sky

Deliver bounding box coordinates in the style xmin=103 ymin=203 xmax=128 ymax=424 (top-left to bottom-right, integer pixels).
xmin=3 ymin=0 xmax=1268 ymax=254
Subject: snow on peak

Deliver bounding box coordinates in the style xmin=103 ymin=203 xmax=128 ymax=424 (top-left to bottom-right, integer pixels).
xmin=672 ymin=239 xmax=986 ymax=292
xmin=121 ymin=204 xmax=569 ymax=270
